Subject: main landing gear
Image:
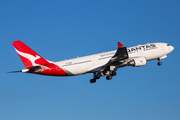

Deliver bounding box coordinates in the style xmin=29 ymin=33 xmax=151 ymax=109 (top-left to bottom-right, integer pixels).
xmin=90 ymin=73 xmax=100 ymax=83
xmin=106 ymin=71 xmax=116 ymax=80
xmin=90 ymin=67 xmax=117 ymax=83
xmin=157 ymin=58 xmax=162 ymax=66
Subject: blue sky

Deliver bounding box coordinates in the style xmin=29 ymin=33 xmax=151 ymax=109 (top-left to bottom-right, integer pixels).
xmin=0 ymin=0 xmax=180 ymax=120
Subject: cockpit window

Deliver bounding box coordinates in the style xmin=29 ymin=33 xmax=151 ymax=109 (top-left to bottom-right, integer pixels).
xmin=167 ymin=44 xmax=170 ymax=46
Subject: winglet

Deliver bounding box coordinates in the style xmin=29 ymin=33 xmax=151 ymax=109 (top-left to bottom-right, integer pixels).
xmin=117 ymin=42 xmax=124 ymax=47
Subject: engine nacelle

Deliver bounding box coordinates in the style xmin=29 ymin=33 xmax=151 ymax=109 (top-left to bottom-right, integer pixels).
xmin=129 ymin=57 xmax=147 ymax=67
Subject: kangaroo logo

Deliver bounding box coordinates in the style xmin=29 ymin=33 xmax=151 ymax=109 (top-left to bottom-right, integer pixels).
xmin=15 ymin=49 xmax=41 ymax=66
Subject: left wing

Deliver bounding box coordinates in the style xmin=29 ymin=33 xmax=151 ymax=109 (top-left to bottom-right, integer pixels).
xmin=91 ymin=42 xmax=129 ymax=82
xmin=103 ymin=42 xmax=129 ymax=68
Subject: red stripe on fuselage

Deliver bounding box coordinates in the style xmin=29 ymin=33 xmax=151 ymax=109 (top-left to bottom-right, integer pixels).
xmin=32 ymin=63 xmax=68 ymax=76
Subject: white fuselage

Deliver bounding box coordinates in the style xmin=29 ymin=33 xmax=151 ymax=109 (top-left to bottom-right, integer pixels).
xmin=54 ymin=43 xmax=174 ymax=76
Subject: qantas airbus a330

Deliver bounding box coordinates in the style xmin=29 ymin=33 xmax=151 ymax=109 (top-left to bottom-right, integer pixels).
xmin=11 ymin=40 xmax=174 ymax=83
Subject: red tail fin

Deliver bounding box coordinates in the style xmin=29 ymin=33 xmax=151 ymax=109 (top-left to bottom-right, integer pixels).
xmin=12 ymin=40 xmax=50 ymax=68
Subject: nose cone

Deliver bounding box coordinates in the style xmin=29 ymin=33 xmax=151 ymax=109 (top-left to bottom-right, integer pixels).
xmin=169 ymin=45 xmax=174 ymax=52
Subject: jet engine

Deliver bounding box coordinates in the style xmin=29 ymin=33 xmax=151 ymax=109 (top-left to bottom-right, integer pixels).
xmin=129 ymin=57 xmax=147 ymax=67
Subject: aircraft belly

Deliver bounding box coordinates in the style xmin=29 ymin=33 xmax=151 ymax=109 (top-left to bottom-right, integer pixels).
xmin=86 ymin=62 xmax=106 ymax=73
xmin=61 ymin=62 xmax=92 ymax=75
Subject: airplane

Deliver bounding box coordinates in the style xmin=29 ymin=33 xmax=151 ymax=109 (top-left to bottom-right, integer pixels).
xmin=10 ymin=40 xmax=174 ymax=83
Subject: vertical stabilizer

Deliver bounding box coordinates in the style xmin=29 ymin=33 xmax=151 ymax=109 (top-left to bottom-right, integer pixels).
xmin=12 ymin=40 xmax=50 ymax=68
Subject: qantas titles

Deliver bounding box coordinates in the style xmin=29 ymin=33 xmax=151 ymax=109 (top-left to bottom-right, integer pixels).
xmin=99 ymin=44 xmax=157 ymax=58
xmin=127 ymin=44 xmax=157 ymax=53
